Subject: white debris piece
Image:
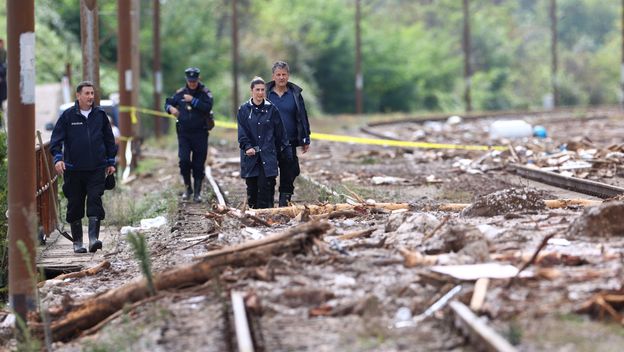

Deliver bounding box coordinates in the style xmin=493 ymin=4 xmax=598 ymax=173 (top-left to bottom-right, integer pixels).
xmin=371 ymin=176 xmax=408 ymax=185
xmin=430 ymin=263 xmax=519 ymax=280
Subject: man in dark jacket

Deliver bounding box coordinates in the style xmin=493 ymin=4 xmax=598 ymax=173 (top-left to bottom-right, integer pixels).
xmin=266 ymin=61 xmax=312 ymax=207
xmin=50 ymin=81 xmax=117 ymax=253
xmin=165 ymin=67 xmax=214 ymax=202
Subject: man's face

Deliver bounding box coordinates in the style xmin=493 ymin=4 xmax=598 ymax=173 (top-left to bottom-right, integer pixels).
xmin=252 ymin=83 xmax=266 ymax=101
xmin=272 ymin=68 xmax=289 ymax=89
xmin=76 ymin=86 xmax=95 ymax=108
xmin=187 ymin=79 xmax=199 ymax=90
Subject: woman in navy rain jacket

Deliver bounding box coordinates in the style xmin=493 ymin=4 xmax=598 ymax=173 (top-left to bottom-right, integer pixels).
xmin=237 ymin=77 xmax=292 ymax=209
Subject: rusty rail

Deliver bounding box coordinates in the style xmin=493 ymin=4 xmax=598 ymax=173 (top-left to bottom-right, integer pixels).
xmin=35 ymin=141 xmax=59 ymax=241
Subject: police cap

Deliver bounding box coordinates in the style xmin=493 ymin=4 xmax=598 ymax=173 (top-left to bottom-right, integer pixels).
xmin=184 ymin=67 xmax=200 ymax=81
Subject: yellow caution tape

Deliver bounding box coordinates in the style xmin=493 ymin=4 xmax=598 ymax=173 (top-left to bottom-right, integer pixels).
xmin=118 ymin=105 xmax=506 ymax=151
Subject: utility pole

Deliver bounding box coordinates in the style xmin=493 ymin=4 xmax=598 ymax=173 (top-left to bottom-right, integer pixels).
xmin=80 ymin=0 xmax=100 ymax=105
xmin=621 ymin=0 xmax=624 ymax=108
xmin=153 ymin=0 xmax=162 ymax=138
xmin=231 ymin=0 xmax=239 ymax=118
xmin=462 ymin=0 xmax=472 ymax=112
xmin=131 ymin=0 xmax=141 ymax=139
xmin=550 ymin=0 xmax=559 ymax=108
xmin=7 ymin=0 xmax=37 ymax=330
xmin=355 ymin=0 xmax=363 ymax=115
xmin=118 ymin=0 xmax=132 ymax=172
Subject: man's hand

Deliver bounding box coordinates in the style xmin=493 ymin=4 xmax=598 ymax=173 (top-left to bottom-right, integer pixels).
xmin=302 ymin=144 xmax=310 ymax=154
xmin=245 ymin=148 xmax=256 ymax=156
xmin=183 ymin=94 xmax=193 ymax=102
xmin=54 ymin=161 xmax=65 ymax=175
xmin=168 ymin=106 xmax=180 ymax=117
xmin=106 ymin=166 xmax=116 ymax=176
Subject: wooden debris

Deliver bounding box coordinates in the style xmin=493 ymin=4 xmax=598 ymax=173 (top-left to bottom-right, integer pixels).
xmin=469 ymin=278 xmax=489 ymax=312
xmin=38 ymin=261 xmax=111 ymax=288
xmin=398 ymin=247 xmax=437 ymax=267
xmin=337 ymin=228 xmax=374 ymax=240
xmin=252 ymin=203 xmax=409 ymax=217
xmin=438 ymin=198 xmax=602 ymax=212
xmin=35 ymin=221 xmax=331 ymax=341
xmin=450 ymin=301 xmax=518 ymax=352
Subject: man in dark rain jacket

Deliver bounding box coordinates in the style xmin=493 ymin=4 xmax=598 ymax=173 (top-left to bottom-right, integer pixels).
xmin=50 ymin=81 xmax=117 ymax=254
xmin=266 ymin=61 xmax=311 ymax=207
xmin=164 ymin=67 xmax=214 ymax=202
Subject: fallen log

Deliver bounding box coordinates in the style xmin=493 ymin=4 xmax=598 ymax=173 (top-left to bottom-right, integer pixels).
xmin=438 ymin=198 xmax=602 ymax=212
xmin=35 ymin=221 xmax=331 ymax=341
xmin=251 ymin=203 xmax=409 ymax=217
xmin=248 ymin=199 xmax=602 ymax=218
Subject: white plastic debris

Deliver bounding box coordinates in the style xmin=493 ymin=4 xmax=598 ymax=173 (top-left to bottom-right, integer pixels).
xmin=489 ymin=119 xmax=533 ymax=139
xmin=334 ymin=274 xmax=356 ymax=287
xmin=430 ymin=263 xmax=519 ymax=280
xmin=120 ymin=225 xmax=141 ymax=235
xmin=547 ymin=238 xmax=571 ymax=246
xmin=0 ymin=314 xmax=15 ymax=328
xmin=371 ymin=176 xmax=407 ymax=185
xmin=140 ymin=216 xmax=167 ymax=229
xmin=446 ymin=115 xmax=462 ymax=125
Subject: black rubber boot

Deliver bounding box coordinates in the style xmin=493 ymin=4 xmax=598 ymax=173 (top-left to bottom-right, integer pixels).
xmin=88 ymin=216 xmax=103 ymax=253
xmin=278 ymin=193 xmax=292 ymax=207
xmin=182 ymin=173 xmax=193 ymax=201
xmin=70 ymin=220 xmax=86 ymax=253
xmin=182 ymin=185 xmax=193 ymax=201
xmin=193 ymin=178 xmax=203 ymax=203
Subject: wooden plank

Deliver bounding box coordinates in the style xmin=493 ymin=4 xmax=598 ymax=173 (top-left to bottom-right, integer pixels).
xmin=449 ymin=301 xmax=517 ymax=352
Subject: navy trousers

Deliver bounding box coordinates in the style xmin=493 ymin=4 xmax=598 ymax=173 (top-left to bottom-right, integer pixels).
xmin=245 ymin=166 xmax=276 ymax=209
xmin=278 ymin=144 xmax=300 ymax=194
xmin=62 ymin=169 xmax=106 ymax=222
xmin=177 ymin=131 xmax=208 ymax=184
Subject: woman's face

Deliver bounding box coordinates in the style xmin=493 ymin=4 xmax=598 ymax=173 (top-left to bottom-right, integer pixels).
xmin=251 ymin=83 xmax=265 ymax=102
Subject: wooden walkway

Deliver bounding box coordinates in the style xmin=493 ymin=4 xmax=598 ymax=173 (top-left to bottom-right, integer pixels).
xmin=37 ymin=224 xmax=116 ymax=276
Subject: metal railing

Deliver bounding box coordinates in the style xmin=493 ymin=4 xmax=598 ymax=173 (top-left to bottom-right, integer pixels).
xmin=35 ymin=142 xmax=59 ymax=239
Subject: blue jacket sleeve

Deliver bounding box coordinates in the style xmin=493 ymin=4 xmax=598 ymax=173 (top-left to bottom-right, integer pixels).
xmin=102 ymin=114 xmax=118 ymax=166
xmin=237 ymin=107 xmax=253 ymax=151
xmin=191 ymin=88 xmax=214 ymax=113
xmin=298 ymin=94 xmax=311 ymax=145
xmin=164 ymin=93 xmax=178 ymax=114
xmin=49 ymin=113 xmax=67 ymax=164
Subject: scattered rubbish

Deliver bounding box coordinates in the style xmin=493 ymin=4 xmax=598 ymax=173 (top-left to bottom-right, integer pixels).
xmin=394 ymin=285 xmax=462 ymax=328
xmin=462 ymin=188 xmax=546 ymax=217
xmin=394 ymin=306 xmax=413 ymax=324
xmin=120 ymin=215 xmax=168 ymax=235
xmin=371 ymin=176 xmax=408 ymax=185
xmin=429 ymin=263 xmax=519 ymax=280
xmin=533 ymin=125 xmax=547 ymax=138
xmin=446 ymin=115 xmax=462 ymax=125
xmin=140 ymin=215 xmax=167 ymax=229
xmin=547 ymin=238 xmax=571 ymax=246
xmin=489 ymin=120 xmax=533 ymax=139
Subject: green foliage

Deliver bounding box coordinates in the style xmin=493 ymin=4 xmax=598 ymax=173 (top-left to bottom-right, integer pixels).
xmin=103 ymin=187 xmax=177 ymax=227
xmin=0 ymin=0 xmax=622 ymax=117
xmin=126 ymin=233 xmax=155 ymax=296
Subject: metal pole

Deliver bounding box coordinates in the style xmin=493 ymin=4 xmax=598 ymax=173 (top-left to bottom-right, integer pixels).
xmin=118 ymin=0 xmax=132 ymax=171
xmin=355 ymin=0 xmax=363 ymax=115
xmin=551 ymin=0 xmax=558 ymax=108
xmin=80 ymin=0 xmax=101 ymax=105
xmin=7 ymin=0 xmax=37 ymax=328
xmin=232 ymin=0 xmax=239 ymax=118
xmin=462 ymin=0 xmax=472 ymax=112
xmin=153 ymin=0 xmax=162 ymax=138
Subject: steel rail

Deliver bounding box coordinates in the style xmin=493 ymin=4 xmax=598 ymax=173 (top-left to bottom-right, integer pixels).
xmin=510 ymin=164 xmax=624 ymax=199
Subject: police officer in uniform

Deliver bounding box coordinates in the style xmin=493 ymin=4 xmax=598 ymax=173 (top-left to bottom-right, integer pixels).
xmin=165 ymin=67 xmax=214 ymax=202
xmin=50 ymin=81 xmax=117 ymax=253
